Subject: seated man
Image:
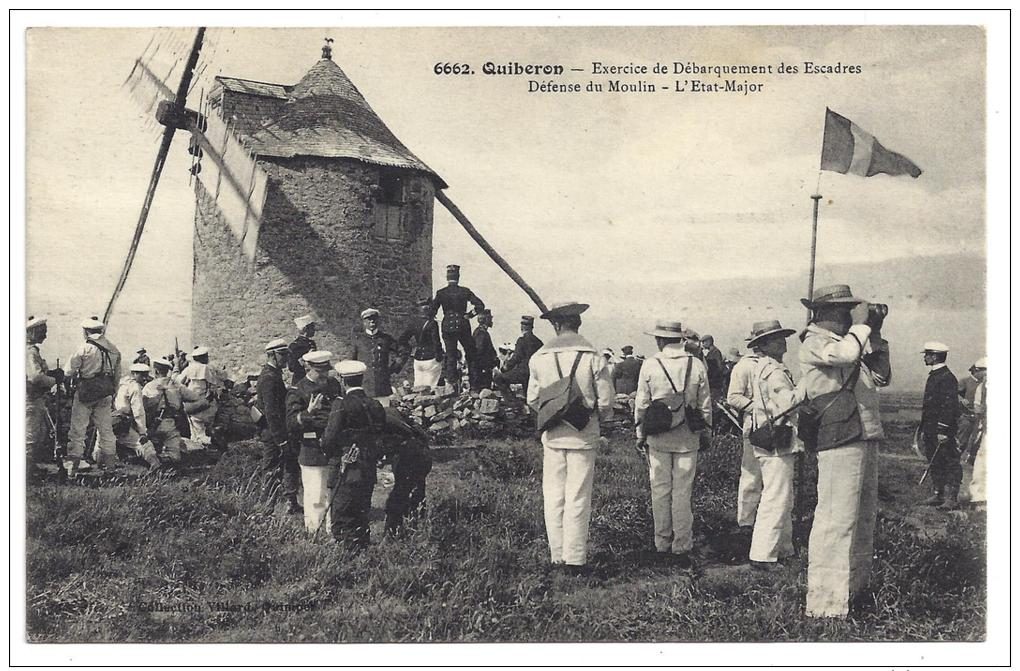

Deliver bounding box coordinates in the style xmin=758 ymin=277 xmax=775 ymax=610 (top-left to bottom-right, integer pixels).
xmin=111 ymin=362 xmax=160 ymax=469
xmin=142 ymin=358 xmax=202 ymax=466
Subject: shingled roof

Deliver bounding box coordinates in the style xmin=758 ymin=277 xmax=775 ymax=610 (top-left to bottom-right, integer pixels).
xmin=214 ymin=76 xmax=291 ymax=100
xmin=246 ymin=58 xmax=446 ymax=188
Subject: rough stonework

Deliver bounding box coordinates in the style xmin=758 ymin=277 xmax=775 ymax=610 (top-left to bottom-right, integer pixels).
xmin=192 ymin=57 xmax=442 ymax=373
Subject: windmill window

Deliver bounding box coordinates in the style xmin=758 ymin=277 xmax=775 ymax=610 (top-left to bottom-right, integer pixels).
xmin=378 ymin=173 xmax=405 ymax=205
xmin=372 ymin=203 xmax=405 ymax=242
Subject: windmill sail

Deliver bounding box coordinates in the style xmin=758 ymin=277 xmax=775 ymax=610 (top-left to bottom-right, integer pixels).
xmin=188 ymin=109 xmax=268 ymax=260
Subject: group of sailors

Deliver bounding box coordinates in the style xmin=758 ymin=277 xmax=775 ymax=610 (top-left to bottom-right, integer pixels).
xmin=25 ymin=274 xmax=988 ymax=619
xmin=524 ymin=283 xmax=985 ymax=619
xmin=26 ymin=316 xmax=222 ymax=474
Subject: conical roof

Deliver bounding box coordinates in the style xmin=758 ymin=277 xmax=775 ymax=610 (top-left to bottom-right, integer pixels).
xmin=247 ymin=59 xmax=446 ymax=188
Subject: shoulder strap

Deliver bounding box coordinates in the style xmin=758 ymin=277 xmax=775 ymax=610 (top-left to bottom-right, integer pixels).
xmin=656 ymin=358 xmax=679 ymax=393
xmin=568 ymin=352 xmax=583 ymax=380
xmin=86 ymin=339 xmax=113 ymax=374
xmin=683 ymin=356 xmax=693 ymax=392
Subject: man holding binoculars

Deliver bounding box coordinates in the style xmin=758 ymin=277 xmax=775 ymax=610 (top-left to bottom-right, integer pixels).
xmin=797 ymin=284 xmax=891 ymax=618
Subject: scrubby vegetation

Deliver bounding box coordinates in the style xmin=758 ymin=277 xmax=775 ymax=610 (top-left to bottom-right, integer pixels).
xmin=26 ymin=420 xmax=985 ymax=642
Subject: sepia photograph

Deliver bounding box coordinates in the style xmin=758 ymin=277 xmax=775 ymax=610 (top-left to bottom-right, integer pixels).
xmin=10 ymin=9 xmax=1010 ymax=667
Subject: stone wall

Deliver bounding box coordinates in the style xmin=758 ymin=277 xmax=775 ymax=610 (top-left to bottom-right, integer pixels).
xmin=192 ymin=156 xmax=435 ymax=374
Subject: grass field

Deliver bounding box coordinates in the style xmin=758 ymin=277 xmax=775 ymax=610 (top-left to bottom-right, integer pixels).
xmin=25 ymin=402 xmax=985 ymax=643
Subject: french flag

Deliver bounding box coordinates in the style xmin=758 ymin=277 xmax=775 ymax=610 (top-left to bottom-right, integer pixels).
xmin=820 ymin=108 xmax=922 ymax=179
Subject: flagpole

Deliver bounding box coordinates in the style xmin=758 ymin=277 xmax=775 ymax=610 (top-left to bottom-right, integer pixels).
xmin=795 ymin=190 xmax=822 ymax=551
xmin=807 ymin=193 xmax=822 ymax=322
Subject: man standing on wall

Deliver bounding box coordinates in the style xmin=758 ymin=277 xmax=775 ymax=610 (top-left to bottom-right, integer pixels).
xmin=472 ymin=309 xmax=498 ymax=391
xmin=430 ymin=264 xmax=485 ymax=392
xmin=398 ymin=299 xmax=444 ymax=389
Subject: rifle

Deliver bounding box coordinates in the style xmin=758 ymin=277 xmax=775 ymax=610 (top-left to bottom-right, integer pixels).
xmin=52 ymin=358 xmax=68 ymax=480
xmin=173 ymin=336 xmax=186 ymax=372
xmin=714 ymin=400 xmax=743 ymax=432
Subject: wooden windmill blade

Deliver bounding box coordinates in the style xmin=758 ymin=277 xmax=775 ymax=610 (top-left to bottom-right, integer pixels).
xmin=103 ymin=27 xmax=206 ymax=326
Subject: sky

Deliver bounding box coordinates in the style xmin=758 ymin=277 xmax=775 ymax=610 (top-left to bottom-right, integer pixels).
xmin=25 ymin=25 xmax=987 ymax=390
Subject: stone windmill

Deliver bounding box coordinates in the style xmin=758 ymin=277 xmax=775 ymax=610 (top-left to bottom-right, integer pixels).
xmin=119 ymin=29 xmax=544 ymax=372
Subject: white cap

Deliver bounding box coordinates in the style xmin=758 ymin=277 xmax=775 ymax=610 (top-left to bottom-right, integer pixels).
xmin=302 ymin=350 xmax=333 ymax=365
xmin=360 ymin=308 xmax=381 ymax=320
xmin=294 ymin=314 xmax=316 ymax=330
xmin=192 ymin=346 xmax=210 ymax=357
xmin=81 ymin=317 xmax=104 ymax=330
xmin=129 ymin=363 xmax=151 ymax=373
xmin=264 ymin=338 xmax=288 ymax=352
xmin=921 ymin=341 xmax=949 ymax=353
xmin=602 ymin=348 xmax=614 ymax=356
xmin=974 ymin=357 xmax=987 ymax=369
xmin=26 ymin=316 xmax=47 ymax=330
xmin=499 ymin=341 xmax=515 ymax=352
xmin=334 ymin=360 xmax=368 ymax=378
xmin=152 ymin=358 xmax=173 ymax=370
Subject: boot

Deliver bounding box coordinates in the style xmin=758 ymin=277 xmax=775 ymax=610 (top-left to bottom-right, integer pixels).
xmin=938 ymin=487 xmax=960 ymax=511
xmin=285 ymin=494 xmax=303 ymax=515
xmin=920 ymin=487 xmax=944 ymax=506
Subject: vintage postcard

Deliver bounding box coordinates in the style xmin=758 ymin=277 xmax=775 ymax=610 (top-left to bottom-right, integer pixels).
xmin=11 ymin=9 xmax=1009 ymax=668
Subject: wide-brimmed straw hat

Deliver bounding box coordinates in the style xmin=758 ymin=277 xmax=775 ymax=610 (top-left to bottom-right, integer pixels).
xmin=540 ymin=301 xmax=589 ymax=320
xmin=800 ymin=284 xmax=863 ymax=309
xmin=644 ymin=319 xmax=685 ymax=338
xmin=746 ymin=320 xmax=797 ymax=347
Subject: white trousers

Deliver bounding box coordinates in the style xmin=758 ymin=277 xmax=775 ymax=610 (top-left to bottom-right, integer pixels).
xmin=736 ymin=437 xmax=763 ymax=527
xmin=68 ymin=394 xmax=116 ymax=462
xmin=968 ymin=433 xmax=986 ymax=503
xmin=413 ymin=359 xmax=443 ymax=388
xmin=188 ymin=416 xmax=212 ymax=445
xmin=807 ymin=441 xmax=879 ymax=618
xmin=301 ymin=465 xmax=332 ymax=533
xmin=648 ymin=449 xmax=698 ymax=553
xmin=749 ymin=453 xmax=795 ymax=562
xmin=542 ymin=447 xmax=596 ymax=565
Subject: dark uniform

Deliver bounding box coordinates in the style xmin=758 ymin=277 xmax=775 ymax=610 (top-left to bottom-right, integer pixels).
xmin=612 ymin=356 xmax=642 ymax=395
xmin=703 ymin=346 xmax=726 ymax=399
xmin=257 ymin=361 xmax=298 ymax=502
xmin=287 ymin=335 xmax=317 ymax=385
xmin=399 ymin=316 xmax=444 ymax=363
xmin=472 ymin=323 xmax=498 ymax=391
xmin=286 ymin=374 xmax=344 ymax=472
xmin=921 ymin=365 xmax=962 ymax=502
xmin=493 ymin=331 xmax=543 ymax=395
xmin=379 ymin=407 xmax=432 ymax=535
xmin=349 ymin=330 xmax=405 ymax=398
xmin=430 ymin=284 xmax=485 ymax=388
xmin=320 ymin=388 xmax=387 ymax=548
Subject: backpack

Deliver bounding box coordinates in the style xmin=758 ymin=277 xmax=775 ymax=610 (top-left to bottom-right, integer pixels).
xmin=642 ymin=359 xmax=689 ymax=435
xmin=797 ymin=364 xmax=862 ymax=452
xmin=748 ymin=363 xmax=796 ymax=452
xmin=76 ymin=340 xmax=117 ymax=404
xmin=535 ymin=352 xmax=593 ymax=433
